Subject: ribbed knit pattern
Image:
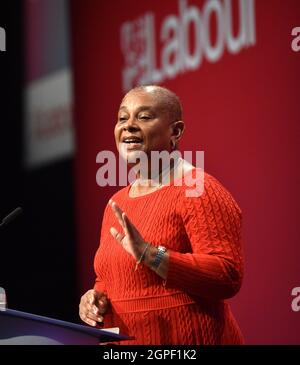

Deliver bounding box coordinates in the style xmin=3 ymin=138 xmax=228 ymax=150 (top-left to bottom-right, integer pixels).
xmin=94 ymin=169 xmax=244 ymax=344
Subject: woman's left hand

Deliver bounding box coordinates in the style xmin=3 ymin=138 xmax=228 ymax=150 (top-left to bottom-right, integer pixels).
xmin=109 ymin=199 xmax=148 ymax=260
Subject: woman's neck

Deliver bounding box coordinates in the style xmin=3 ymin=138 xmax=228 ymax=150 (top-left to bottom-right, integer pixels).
xmin=136 ymin=157 xmax=177 ymax=186
xmin=129 ymin=158 xmax=195 ymax=197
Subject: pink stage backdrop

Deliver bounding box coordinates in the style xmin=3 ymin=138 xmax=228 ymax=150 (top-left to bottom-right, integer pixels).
xmin=70 ymin=0 xmax=300 ymax=344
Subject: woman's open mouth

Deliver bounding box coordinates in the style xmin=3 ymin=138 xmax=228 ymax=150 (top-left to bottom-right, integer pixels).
xmin=121 ymin=137 xmax=143 ymax=150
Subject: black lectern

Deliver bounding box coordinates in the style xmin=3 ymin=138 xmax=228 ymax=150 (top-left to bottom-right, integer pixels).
xmin=0 ymin=308 xmax=129 ymax=345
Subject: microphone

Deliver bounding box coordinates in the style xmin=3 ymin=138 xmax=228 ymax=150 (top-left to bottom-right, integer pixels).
xmin=0 ymin=207 xmax=23 ymax=311
xmin=0 ymin=207 xmax=23 ymax=228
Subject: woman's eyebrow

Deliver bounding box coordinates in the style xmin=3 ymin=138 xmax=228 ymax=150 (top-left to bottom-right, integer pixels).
xmin=119 ymin=106 xmax=154 ymax=113
xmin=136 ymin=106 xmax=153 ymax=111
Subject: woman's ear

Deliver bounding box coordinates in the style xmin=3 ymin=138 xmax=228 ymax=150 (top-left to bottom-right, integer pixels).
xmin=171 ymin=120 xmax=185 ymax=141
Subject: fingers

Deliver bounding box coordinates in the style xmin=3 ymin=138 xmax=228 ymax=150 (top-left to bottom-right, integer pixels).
xmin=98 ymin=295 xmax=108 ymax=315
xmin=80 ymin=305 xmax=104 ymax=327
xmin=86 ymin=289 xmax=97 ymax=305
xmin=109 ymin=200 xmax=137 ymax=240
xmin=110 ymin=226 xmax=125 ymax=243
xmin=109 ymin=200 xmax=125 ymax=228
xmin=122 ymin=212 xmax=134 ymax=238
xmin=79 ymin=290 xmax=105 ymax=327
xmin=80 ymin=314 xmax=103 ymax=327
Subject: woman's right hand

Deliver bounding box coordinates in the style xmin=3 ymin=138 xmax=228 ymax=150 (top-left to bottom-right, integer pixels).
xmin=79 ymin=289 xmax=108 ymax=327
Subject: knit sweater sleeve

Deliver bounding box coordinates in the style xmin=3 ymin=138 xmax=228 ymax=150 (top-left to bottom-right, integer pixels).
xmin=166 ymin=173 xmax=243 ymax=300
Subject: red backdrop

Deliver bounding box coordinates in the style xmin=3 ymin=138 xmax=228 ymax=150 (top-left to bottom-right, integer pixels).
xmin=70 ymin=0 xmax=300 ymax=344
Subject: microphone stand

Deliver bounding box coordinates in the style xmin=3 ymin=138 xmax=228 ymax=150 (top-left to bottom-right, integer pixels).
xmin=0 ymin=207 xmax=23 ymax=310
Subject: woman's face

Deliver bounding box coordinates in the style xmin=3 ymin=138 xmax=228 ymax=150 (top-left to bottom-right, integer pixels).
xmin=114 ymin=91 xmax=173 ymax=161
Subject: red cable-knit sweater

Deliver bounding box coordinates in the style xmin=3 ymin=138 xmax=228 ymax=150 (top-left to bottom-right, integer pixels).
xmin=94 ymin=170 xmax=244 ymax=344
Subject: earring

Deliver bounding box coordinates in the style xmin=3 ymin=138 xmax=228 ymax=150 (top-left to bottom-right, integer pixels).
xmin=171 ymin=140 xmax=176 ymax=150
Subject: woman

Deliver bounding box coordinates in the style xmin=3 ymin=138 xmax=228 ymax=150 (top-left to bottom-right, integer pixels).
xmin=79 ymin=85 xmax=244 ymax=344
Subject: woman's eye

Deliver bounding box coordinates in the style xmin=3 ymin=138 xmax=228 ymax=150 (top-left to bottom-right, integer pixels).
xmin=139 ymin=115 xmax=151 ymax=120
xmin=118 ymin=117 xmax=127 ymax=122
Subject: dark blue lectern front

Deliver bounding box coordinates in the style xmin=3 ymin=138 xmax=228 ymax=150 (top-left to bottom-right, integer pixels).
xmin=0 ymin=309 xmax=130 ymax=345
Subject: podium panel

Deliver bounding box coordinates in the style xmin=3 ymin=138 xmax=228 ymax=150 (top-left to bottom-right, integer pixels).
xmin=0 ymin=309 xmax=130 ymax=345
